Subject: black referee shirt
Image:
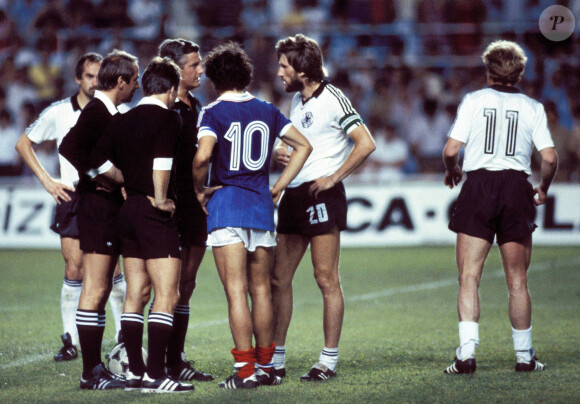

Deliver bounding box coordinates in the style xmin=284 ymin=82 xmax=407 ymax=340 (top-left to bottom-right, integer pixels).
xmin=92 ymin=103 xmax=181 ymax=198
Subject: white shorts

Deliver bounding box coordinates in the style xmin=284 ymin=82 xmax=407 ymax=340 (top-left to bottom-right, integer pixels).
xmin=207 ymin=227 xmax=276 ymax=252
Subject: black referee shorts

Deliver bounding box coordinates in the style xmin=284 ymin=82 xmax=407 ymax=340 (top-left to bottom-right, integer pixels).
xmin=50 ymin=189 xmax=80 ymax=238
xmin=277 ymin=180 xmax=347 ymax=237
xmin=176 ymin=196 xmax=207 ymax=248
xmin=118 ymin=195 xmax=181 ymax=260
xmin=77 ymin=192 xmax=122 ymax=255
xmin=448 ymin=169 xmax=537 ymax=245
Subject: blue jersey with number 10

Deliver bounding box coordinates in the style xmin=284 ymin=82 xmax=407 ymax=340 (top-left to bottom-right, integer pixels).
xmin=197 ymin=92 xmax=292 ymax=232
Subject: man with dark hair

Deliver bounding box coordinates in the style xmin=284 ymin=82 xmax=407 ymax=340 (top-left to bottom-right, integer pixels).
xmin=15 ymin=52 xmax=127 ymax=362
xmin=443 ymin=40 xmax=557 ymax=374
xmin=157 ymin=38 xmax=213 ymax=382
xmin=59 ymin=49 xmax=140 ymax=390
xmin=193 ymin=42 xmax=312 ymax=389
xmin=92 ymin=56 xmax=194 ymax=393
xmin=271 ymin=33 xmax=375 ymax=381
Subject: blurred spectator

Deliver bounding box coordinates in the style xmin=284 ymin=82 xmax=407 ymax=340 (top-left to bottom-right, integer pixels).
xmin=356 ymin=120 xmax=410 ymax=182
xmin=0 ymin=109 xmax=22 ymax=176
xmin=5 ymin=66 xmax=38 ymax=120
xmin=16 ymin=101 xmax=37 ymax=134
xmin=8 ymin=0 xmax=44 ymax=37
xmin=535 ymin=100 xmax=573 ymax=182
xmin=27 ymin=37 xmax=62 ymax=107
xmin=443 ymin=0 xmax=487 ymax=55
xmin=407 ymin=98 xmax=451 ymax=173
xmin=127 ymin=0 xmax=163 ymax=40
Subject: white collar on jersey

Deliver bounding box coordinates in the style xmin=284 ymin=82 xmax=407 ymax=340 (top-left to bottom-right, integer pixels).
xmin=137 ymin=96 xmax=168 ymax=109
xmin=217 ymin=91 xmax=254 ymax=102
xmin=94 ymin=90 xmax=119 ymax=115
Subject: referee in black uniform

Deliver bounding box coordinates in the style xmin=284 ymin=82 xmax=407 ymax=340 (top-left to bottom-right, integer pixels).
xmin=92 ymin=57 xmax=194 ymax=393
xmin=158 ymin=38 xmax=213 ymax=382
xmin=59 ymin=49 xmax=140 ymax=390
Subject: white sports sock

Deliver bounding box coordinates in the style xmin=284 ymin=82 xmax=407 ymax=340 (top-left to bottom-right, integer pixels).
xmin=319 ymin=347 xmax=338 ymax=372
xmin=61 ymin=278 xmax=82 ymax=345
xmin=512 ymin=326 xmax=533 ymax=362
xmin=109 ymin=274 xmax=126 ymax=342
xmin=273 ymin=345 xmax=286 ymax=369
xmin=457 ymin=321 xmax=479 ymax=360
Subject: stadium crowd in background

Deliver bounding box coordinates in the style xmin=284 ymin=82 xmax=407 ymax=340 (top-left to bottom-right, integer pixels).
xmin=0 ymin=0 xmax=579 ymax=182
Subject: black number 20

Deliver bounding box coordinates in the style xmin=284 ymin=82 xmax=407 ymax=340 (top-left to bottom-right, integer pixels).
xmin=483 ymin=108 xmax=519 ymax=156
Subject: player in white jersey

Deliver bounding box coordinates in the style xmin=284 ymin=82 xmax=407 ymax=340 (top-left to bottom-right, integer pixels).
xmin=271 ymin=34 xmax=375 ymax=381
xmin=442 ymin=40 xmax=558 ymax=374
xmin=14 ymin=53 xmax=126 ymax=361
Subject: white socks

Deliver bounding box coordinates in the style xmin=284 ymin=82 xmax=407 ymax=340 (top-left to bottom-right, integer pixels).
xmin=457 ymin=321 xmax=479 ymax=360
xmin=109 ymin=274 xmax=127 ymax=342
xmin=61 ymin=278 xmax=82 ymax=345
xmin=319 ymin=347 xmax=338 ymax=372
xmin=512 ymin=326 xmax=533 ymax=362
xmin=273 ymin=345 xmax=286 ymax=369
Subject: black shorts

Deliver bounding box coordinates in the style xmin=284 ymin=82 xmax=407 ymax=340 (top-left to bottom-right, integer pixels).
xmin=50 ymin=189 xmax=80 ymax=238
xmin=176 ymin=196 xmax=207 ymax=247
xmin=77 ymin=192 xmax=122 ymax=255
xmin=277 ymin=181 xmax=347 ymax=237
xmin=448 ymin=169 xmax=537 ymax=245
xmin=118 ymin=195 xmax=181 ymax=260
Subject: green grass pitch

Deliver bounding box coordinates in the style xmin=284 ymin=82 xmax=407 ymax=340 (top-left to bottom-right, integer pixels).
xmin=0 ymin=246 xmax=579 ymax=403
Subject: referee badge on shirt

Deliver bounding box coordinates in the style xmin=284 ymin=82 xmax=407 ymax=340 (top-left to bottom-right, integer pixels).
xmin=302 ymin=111 xmax=313 ymax=128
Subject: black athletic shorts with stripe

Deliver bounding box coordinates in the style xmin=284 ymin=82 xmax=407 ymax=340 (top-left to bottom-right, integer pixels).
xmin=277 ymin=181 xmax=347 ymax=237
xmin=118 ymin=195 xmax=181 ymax=260
xmin=176 ymin=194 xmax=207 ymax=248
xmin=77 ymin=191 xmax=123 ymax=255
xmin=51 ymin=189 xmax=80 ymax=238
xmin=448 ymin=169 xmax=537 ymax=245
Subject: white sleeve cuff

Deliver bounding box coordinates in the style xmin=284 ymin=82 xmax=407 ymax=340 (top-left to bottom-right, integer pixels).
xmin=153 ymin=157 xmax=173 ymax=171
xmin=279 ymin=123 xmax=292 ymax=138
xmin=97 ymin=160 xmax=114 ymax=175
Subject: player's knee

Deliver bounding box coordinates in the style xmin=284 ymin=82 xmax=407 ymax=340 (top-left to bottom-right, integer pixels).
xmin=314 ymin=270 xmax=340 ymax=293
xmin=64 ymin=261 xmax=82 ymax=281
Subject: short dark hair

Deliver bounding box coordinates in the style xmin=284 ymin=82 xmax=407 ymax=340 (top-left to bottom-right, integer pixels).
xmin=158 ymin=38 xmax=200 ymax=68
xmin=203 ymin=42 xmax=253 ymax=93
xmin=275 ymin=34 xmax=326 ymax=82
xmin=75 ymin=52 xmax=102 ymax=80
xmin=141 ymin=57 xmax=181 ymax=96
xmin=98 ymin=49 xmax=139 ymax=91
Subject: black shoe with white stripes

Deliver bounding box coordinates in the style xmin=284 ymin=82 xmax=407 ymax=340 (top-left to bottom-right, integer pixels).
xmin=124 ymin=370 xmax=143 ymax=391
xmin=54 ymin=333 xmax=78 ymax=362
xmin=300 ymin=363 xmax=337 ymax=382
xmin=443 ymin=357 xmax=476 ymax=374
xmin=141 ymin=373 xmax=194 ymax=393
xmin=218 ymin=373 xmax=258 ymax=389
xmin=256 ymin=368 xmax=282 ymax=386
xmin=167 ymin=353 xmax=214 ymax=381
xmin=80 ymin=363 xmax=125 ymax=390
xmin=515 ymin=349 xmax=545 ymax=372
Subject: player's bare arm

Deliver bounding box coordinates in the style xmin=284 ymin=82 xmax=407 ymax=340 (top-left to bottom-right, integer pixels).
xmin=273 ymin=139 xmax=292 ymax=167
xmin=147 ymin=169 xmax=175 ymax=216
xmin=533 ymin=147 xmax=558 ymax=206
xmin=442 ymin=138 xmax=464 ymax=189
xmin=15 ymin=134 xmax=73 ymax=204
xmin=192 ymin=135 xmax=221 ymax=215
xmin=309 ymin=124 xmax=375 ymax=198
xmin=271 ymin=125 xmax=312 ymax=204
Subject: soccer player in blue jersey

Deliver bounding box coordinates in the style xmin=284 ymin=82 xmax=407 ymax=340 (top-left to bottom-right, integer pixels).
xmin=193 ymin=42 xmax=312 ymax=389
